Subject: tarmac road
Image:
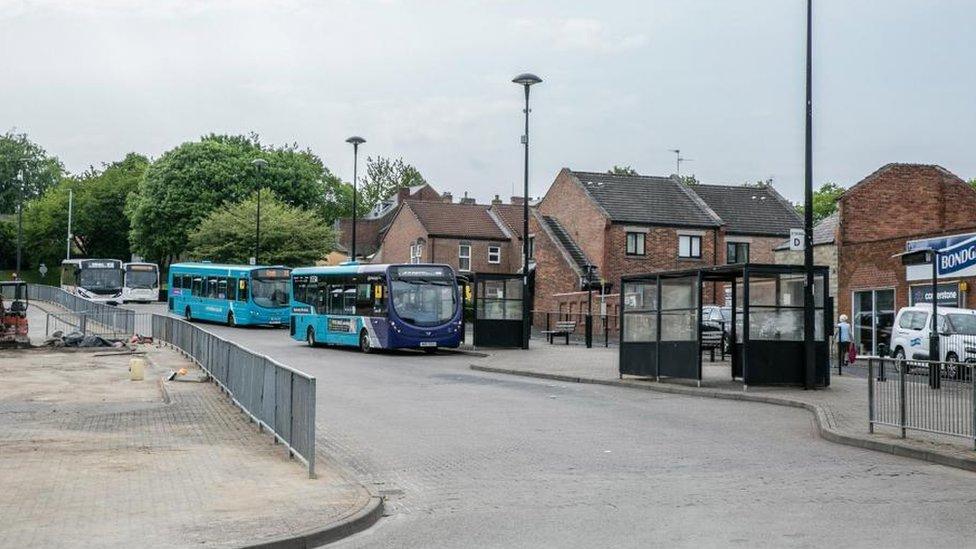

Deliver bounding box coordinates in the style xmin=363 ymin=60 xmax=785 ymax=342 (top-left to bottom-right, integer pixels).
xmin=127 ymin=303 xmax=976 ymax=548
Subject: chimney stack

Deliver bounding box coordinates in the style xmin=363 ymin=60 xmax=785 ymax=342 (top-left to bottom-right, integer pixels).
xmin=510 ymin=196 xmax=525 ymax=205
xmin=460 ymin=191 xmax=476 ymax=205
xmin=442 ymin=191 xmax=453 ymax=203
xmin=491 ymin=194 xmax=502 ymax=206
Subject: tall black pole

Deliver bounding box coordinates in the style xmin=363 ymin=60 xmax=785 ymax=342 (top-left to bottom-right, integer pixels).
xmin=16 ymin=170 xmax=23 ymax=275
xmin=352 ymin=144 xmax=359 ymax=261
xmin=803 ymin=0 xmax=816 ymax=389
xmin=522 ymin=85 xmax=531 ymax=350
xmin=251 ymin=158 xmax=267 ymax=265
xmin=930 ymin=251 xmax=941 ymax=388
xmin=346 ymin=136 xmax=366 ymax=262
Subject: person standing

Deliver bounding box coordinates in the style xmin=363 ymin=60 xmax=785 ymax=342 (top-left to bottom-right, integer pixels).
xmin=837 ymin=314 xmax=853 ymax=370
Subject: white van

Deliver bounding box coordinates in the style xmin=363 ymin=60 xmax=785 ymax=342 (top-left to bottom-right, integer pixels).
xmin=890 ymin=305 xmax=976 ymax=366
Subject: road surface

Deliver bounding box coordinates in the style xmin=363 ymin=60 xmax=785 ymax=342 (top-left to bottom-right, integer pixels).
xmin=128 ymin=303 xmax=976 ymax=548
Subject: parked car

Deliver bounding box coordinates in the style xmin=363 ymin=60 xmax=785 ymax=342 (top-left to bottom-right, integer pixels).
xmin=701 ymin=305 xmax=732 ymax=352
xmin=890 ymin=305 xmax=976 ymax=378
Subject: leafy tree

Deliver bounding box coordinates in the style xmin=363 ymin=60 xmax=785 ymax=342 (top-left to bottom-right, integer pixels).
xmin=794 ymin=182 xmax=845 ymax=222
xmin=128 ymin=134 xmax=336 ymax=265
xmin=968 ymin=178 xmax=976 ymax=192
xmin=608 ymin=165 xmax=638 ymax=176
xmin=678 ymin=174 xmax=700 ymax=186
xmin=742 ymin=177 xmax=774 ymax=188
xmin=0 ymin=220 xmax=16 ymax=270
xmin=187 ymin=189 xmax=335 ymax=266
xmin=357 ymin=156 xmax=427 ymax=215
xmin=0 ymin=131 xmax=64 ymax=214
xmin=23 ymin=153 xmax=148 ymax=268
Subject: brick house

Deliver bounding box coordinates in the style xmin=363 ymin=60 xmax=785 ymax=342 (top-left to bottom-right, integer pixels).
xmin=373 ymin=197 xmax=524 ymax=275
xmin=531 ymin=169 xmax=802 ymax=322
xmin=335 ymin=184 xmax=441 ymax=260
xmin=833 ymin=164 xmax=976 ymax=355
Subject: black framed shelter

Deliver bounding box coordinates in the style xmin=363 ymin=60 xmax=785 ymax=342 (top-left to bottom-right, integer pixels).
xmin=619 ymin=263 xmax=832 ymax=387
xmin=472 ymin=272 xmax=525 ymax=348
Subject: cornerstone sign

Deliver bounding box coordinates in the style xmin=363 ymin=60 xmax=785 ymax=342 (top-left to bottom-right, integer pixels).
xmin=905 ymin=232 xmax=976 ymax=281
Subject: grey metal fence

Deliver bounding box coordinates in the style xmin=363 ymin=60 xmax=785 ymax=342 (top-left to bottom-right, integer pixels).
xmin=29 ymin=283 xmax=317 ymax=477
xmin=868 ymin=356 xmax=976 ymax=449
xmin=28 ymin=284 xmax=136 ymax=335
xmin=152 ymin=314 xmax=317 ymax=477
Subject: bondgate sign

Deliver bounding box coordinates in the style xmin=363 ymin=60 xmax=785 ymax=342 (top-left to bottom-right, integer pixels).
xmin=906 ymin=232 xmax=976 ymax=281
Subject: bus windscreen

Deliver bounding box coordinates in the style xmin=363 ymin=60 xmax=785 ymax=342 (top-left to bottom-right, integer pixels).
xmin=251 ymin=269 xmax=291 ymax=308
xmin=125 ymin=265 xmax=158 ymax=289
xmin=389 ymin=266 xmax=457 ymax=327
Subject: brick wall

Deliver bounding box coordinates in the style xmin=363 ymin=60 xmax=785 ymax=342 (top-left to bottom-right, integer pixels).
xmin=429 ymin=237 xmax=516 ymax=274
xmin=531 ymin=212 xmax=583 ymax=313
xmin=537 ymin=169 xmax=609 ymax=271
xmin=376 ymin=204 xmax=428 ymax=264
xmin=837 ymin=164 xmax=976 ymax=319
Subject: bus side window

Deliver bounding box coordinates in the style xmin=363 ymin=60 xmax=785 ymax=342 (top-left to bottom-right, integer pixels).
xmin=356 ymin=283 xmax=374 ymax=316
xmin=238 ymin=279 xmax=248 ymax=302
xmin=171 ymin=274 xmax=181 ymax=289
xmin=217 ymin=277 xmax=228 ymax=300
xmin=329 ymin=285 xmax=343 ymax=315
xmin=373 ymin=283 xmax=387 ymax=315
xmin=227 ymin=278 xmax=237 ymax=301
xmin=192 ymin=277 xmax=203 ymax=296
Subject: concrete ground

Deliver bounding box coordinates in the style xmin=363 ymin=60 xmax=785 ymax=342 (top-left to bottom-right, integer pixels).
xmin=0 ymin=343 xmax=370 ymax=548
xmin=126 ymin=302 xmax=976 ymax=548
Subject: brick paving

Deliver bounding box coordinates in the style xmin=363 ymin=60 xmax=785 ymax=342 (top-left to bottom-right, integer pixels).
xmin=473 ymin=345 xmax=976 ymax=469
xmin=0 ymin=345 xmax=369 ymax=549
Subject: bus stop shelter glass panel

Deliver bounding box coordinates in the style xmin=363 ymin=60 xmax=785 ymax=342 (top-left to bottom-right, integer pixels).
xmin=477 ymin=279 xmax=522 ymax=320
xmin=660 ymin=277 xmax=697 ymax=341
xmin=748 ymin=274 xmax=824 ymax=342
xmin=622 ymin=280 xmax=657 ymax=343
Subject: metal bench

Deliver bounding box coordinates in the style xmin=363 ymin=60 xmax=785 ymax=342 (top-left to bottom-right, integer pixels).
xmin=541 ymin=320 xmax=577 ymax=345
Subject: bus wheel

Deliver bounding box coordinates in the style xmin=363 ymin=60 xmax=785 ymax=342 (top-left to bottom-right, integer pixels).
xmin=359 ymin=330 xmax=372 ymax=354
xmin=227 ymin=312 xmax=236 ymax=327
xmin=184 ymin=306 xmax=192 ymax=322
xmin=307 ymin=327 xmax=317 ymax=347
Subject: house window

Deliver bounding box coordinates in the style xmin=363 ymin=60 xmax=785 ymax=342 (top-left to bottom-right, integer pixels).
xmin=409 ymin=243 xmax=421 ymax=264
xmin=679 ymin=235 xmax=702 ymax=259
xmin=626 ymin=232 xmax=645 ymax=256
xmin=458 ymin=243 xmax=472 ymax=271
xmin=488 ymin=245 xmax=501 ymax=264
xmin=527 ymin=236 xmax=535 ymax=260
xmin=727 ymin=241 xmax=749 ymax=264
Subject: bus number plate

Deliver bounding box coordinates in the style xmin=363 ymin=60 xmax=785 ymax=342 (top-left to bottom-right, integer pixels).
xmin=420 ymin=341 xmax=437 ymax=348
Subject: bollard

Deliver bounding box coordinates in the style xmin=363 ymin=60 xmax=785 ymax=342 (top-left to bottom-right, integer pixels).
xmin=867 ymin=358 xmax=874 ymax=434
xmin=129 ymin=357 xmax=145 ymax=381
xmin=585 ymin=314 xmax=593 ymax=348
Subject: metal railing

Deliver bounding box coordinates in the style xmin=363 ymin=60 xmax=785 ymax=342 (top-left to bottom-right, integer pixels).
xmin=152 ymin=315 xmax=317 ymax=477
xmin=43 ymin=310 xmax=148 ymax=340
xmin=28 ymin=284 xmax=317 ymax=477
xmin=28 ymin=284 xmax=136 ymax=335
xmin=867 ymin=356 xmax=976 ymax=449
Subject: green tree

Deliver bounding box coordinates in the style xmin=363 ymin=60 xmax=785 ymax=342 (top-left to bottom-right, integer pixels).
xmin=968 ymin=178 xmax=976 ymax=192
xmin=608 ymin=165 xmax=638 ymax=176
xmin=794 ymin=182 xmax=845 ymax=222
xmin=128 ymin=134 xmax=336 ymax=265
xmin=0 ymin=220 xmax=16 ymax=270
xmin=187 ymin=189 xmax=335 ymax=266
xmin=357 ymin=156 xmax=427 ymax=215
xmin=0 ymin=131 xmax=64 ymax=214
xmin=678 ymin=174 xmax=700 ymax=186
xmin=23 ymin=153 xmax=148 ymax=268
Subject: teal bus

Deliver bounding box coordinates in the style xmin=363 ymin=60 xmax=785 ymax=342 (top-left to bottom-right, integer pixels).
xmin=290 ymin=263 xmax=462 ymax=352
xmin=168 ymin=262 xmax=291 ymax=327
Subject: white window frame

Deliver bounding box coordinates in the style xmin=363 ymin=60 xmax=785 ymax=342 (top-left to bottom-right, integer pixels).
xmin=678 ymin=234 xmax=702 ymax=259
xmin=458 ymin=244 xmax=472 ymax=271
xmin=409 ymin=243 xmax=423 ymax=264
xmin=488 ymin=245 xmax=501 ymax=264
xmin=626 ymin=232 xmax=645 ymax=256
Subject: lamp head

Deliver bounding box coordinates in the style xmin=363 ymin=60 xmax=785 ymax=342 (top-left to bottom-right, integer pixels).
xmin=512 ymin=73 xmax=542 ymax=87
xmin=346 ymin=136 xmax=366 ymax=146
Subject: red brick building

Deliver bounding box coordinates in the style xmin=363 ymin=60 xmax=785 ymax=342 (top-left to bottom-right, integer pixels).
xmin=836 ymin=163 xmax=976 ymax=355
xmin=335 ymin=184 xmax=441 ymax=260
xmin=373 ymin=196 xmax=524 ymax=275
xmin=531 ymin=169 xmax=802 ymax=319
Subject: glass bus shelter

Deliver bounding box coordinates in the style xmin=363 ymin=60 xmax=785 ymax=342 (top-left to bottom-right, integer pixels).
xmin=619 ymin=263 xmax=832 ymax=387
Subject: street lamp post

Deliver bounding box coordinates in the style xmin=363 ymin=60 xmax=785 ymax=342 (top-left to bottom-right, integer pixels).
xmin=251 ymin=158 xmax=268 ymax=265
xmin=346 ymin=136 xmax=366 ymax=262
xmin=16 ymin=169 xmax=24 ymax=275
xmin=803 ymin=0 xmax=816 ymax=389
xmin=585 ymin=263 xmax=594 ymax=349
xmin=513 ymin=72 xmax=542 ymax=351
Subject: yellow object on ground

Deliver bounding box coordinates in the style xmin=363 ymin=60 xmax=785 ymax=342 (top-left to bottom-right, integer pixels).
xmin=129 ymin=357 xmax=145 ymax=381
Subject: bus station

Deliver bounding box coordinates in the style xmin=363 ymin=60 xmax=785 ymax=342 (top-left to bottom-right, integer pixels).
xmin=619 ymin=263 xmax=832 ymax=388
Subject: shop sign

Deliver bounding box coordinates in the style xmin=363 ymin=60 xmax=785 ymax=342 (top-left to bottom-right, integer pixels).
xmin=906 ymin=232 xmax=976 ymax=281
xmin=909 ymin=282 xmax=961 ymax=308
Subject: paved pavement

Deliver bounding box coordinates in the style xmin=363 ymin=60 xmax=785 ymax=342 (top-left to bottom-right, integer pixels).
xmin=0 ymin=334 xmax=369 ymax=547
xmin=125 ymin=302 xmax=976 ymax=548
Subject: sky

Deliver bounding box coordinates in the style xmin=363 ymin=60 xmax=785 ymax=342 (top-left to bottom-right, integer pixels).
xmin=1 ymin=0 xmax=974 ymax=205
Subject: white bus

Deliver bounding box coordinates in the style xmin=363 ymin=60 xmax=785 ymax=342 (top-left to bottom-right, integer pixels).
xmin=122 ymin=262 xmax=160 ymax=303
xmin=60 ymin=259 xmax=124 ymax=305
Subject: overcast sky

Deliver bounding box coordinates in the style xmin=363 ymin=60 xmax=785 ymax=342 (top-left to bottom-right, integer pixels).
xmin=2 ymin=0 xmax=974 ymax=204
